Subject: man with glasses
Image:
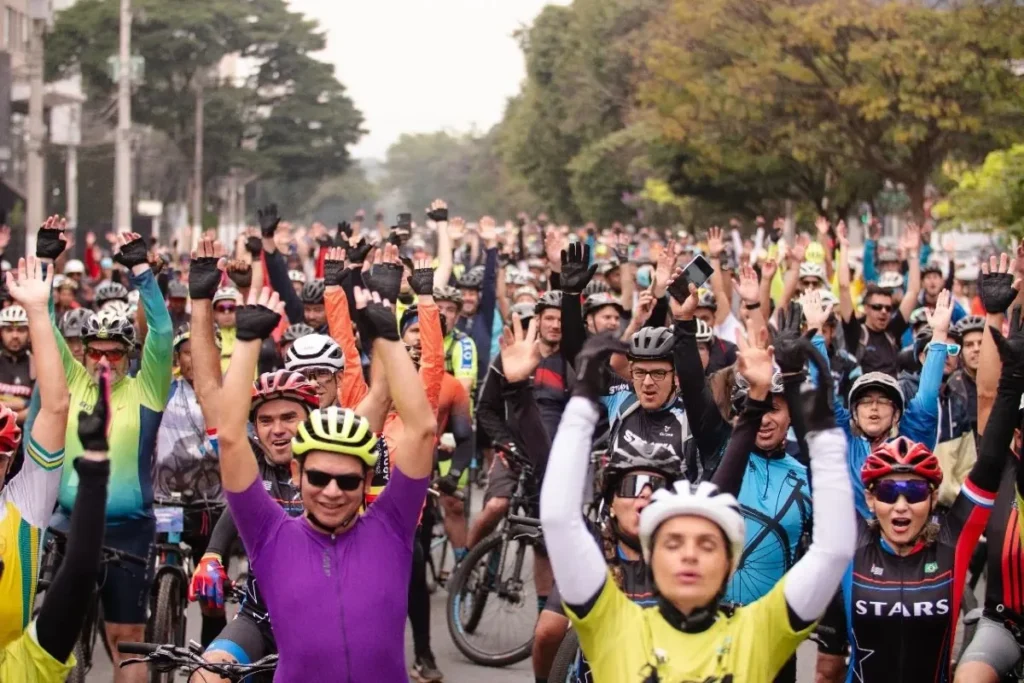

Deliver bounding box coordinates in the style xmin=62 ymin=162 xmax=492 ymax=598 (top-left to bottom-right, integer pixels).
xmin=51 ymin=230 xmax=172 ymax=683
xmin=284 ymin=333 xmax=344 ymax=408
xmin=213 ymin=287 xmax=240 ymax=370
xmin=838 ymin=223 xmax=921 ymax=377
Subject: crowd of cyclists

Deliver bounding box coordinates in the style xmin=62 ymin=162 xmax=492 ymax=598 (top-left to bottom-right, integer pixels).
xmin=0 ymin=201 xmax=1022 ymax=683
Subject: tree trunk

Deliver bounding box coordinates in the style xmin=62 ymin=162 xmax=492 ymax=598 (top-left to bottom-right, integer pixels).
xmin=907 ymin=177 xmax=928 ymax=223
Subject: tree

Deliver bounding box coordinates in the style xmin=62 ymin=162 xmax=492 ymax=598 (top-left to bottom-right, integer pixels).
xmin=639 ymin=0 xmax=1024 ymax=218
xmin=934 ymin=145 xmax=1024 ymax=236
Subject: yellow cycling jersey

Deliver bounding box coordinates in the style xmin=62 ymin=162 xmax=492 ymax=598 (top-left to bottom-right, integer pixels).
xmin=566 ymin=571 xmax=813 ymax=683
xmin=0 ymin=622 xmax=75 ymax=682
xmin=0 ymin=437 xmax=64 ymax=648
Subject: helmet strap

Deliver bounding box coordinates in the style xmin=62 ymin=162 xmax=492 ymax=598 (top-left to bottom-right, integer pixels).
xmin=610 ymin=516 xmax=643 ymax=555
xmin=305 ymin=509 xmax=358 ymax=535
xmin=657 ymin=595 xmax=719 ymax=634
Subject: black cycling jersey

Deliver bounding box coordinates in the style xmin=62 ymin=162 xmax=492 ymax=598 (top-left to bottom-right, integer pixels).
xmin=706 ymin=337 xmax=737 ymax=375
xmin=983 ymin=457 xmax=1024 ymax=619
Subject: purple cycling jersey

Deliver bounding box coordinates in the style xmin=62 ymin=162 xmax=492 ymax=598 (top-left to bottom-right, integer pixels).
xmin=226 ymin=465 xmax=428 ymax=682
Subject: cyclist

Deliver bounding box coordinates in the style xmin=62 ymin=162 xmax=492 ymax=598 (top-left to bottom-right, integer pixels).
xmin=300 ymin=279 xmax=327 ymax=332
xmin=434 ymin=286 xmax=478 ymax=396
xmin=946 ymin=315 xmax=985 ymax=437
xmin=583 ymin=292 xmax=624 ymax=335
xmin=0 ymin=304 xmax=33 ymax=425
xmin=691 ymin=289 xmax=738 ymax=374
xmin=279 ymin=322 xmax=313 ymax=361
xmin=213 ymin=286 xmax=240 ymax=368
xmin=284 ymin=333 xmax=344 ymax=407
xmin=95 ymin=281 xmax=129 ymax=310
xmin=540 ymin=333 xmax=855 ymax=683
xmin=288 ymin=268 xmax=305 ymax=295
xmin=166 ymin=279 xmax=189 ymax=331
xmin=51 ymin=231 xmax=172 ymax=681
xmin=0 ymin=364 xmax=111 ymax=682
xmin=0 ymin=255 xmax=72 ymax=649
xmin=52 ymin=274 xmax=78 ymax=320
xmin=207 ymin=284 xmax=437 ymax=681
xmin=59 ymin=308 xmax=90 ymax=365
xmin=455 ymin=223 xmax=499 ymax=386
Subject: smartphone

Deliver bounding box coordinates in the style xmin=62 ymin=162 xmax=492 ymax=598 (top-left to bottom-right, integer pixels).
xmin=397 ymin=213 xmax=412 ymax=229
xmin=668 ymin=254 xmax=715 ymax=303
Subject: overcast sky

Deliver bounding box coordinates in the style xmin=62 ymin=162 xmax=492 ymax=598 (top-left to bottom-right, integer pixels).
xmin=287 ymin=0 xmax=567 ymax=161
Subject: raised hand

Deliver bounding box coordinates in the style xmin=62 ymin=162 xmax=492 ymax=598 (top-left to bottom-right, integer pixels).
xmin=78 ymin=362 xmax=111 ymax=454
xmin=5 ymin=256 xmax=53 ymax=309
xmin=735 ymin=324 xmax=775 ymax=395
xmin=479 ymin=216 xmax=498 ymax=247
xmin=545 ymin=229 xmax=566 ymax=267
xmin=225 ymin=260 xmax=252 ymax=289
xmin=256 ymin=204 xmax=281 ymax=238
xmin=773 ymin=301 xmax=807 ymax=374
xmin=347 ymin=238 xmax=373 ymax=266
xmin=668 ymin=277 xmax=699 ymax=321
xmin=189 ymin=239 xmax=226 ymax=300
xmin=36 ymin=215 xmax=68 ymax=260
xmin=633 ymin=288 xmax=657 ymax=327
xmin=336 ymin=221 xmax=353 ymax=245
xmin=707 ymin=226 xmax=725 ymax=259
xmin=113 ymin=231 xmax=149 ymax=269
xmin=236 ymin=287 xmax=284 ymax=341
xmin=735 ymin=264 xmax=760 ymax=304
xmin=574 ymin=333 xmax=628 ymax=401
xmin=447 ymin=217 xmax=466 ymax=242
xmin=324 ymin=246 xmax=347 ymax=287
xmin=815 ymin=216 xmax=830 ymax=239
xmin=501 ymin=314 xmax=542 ymax=383
xmin=835 ymin=220 xmax=849 ymax=249
xmin=979 ymin=252 xmax=1020 ymax=314
xmin=352 ymin=286 xmax=399 ymax=343
xmin=407 ymin=258 xmax=435 ymax=296
xmin=926 ymin=289 xmax=954 ymax=337
xmin=799 ymin=288 xmax=832 ymax=332
xmin=654 ymin=243 xmax=676 ymax=298
xmin=900 ymin=222 xmax=921 ymax=253
xmin=560 ymin=242 xmax=597 ymax=295
xmin=365 ymin=243 xmax=403 ymax=303
xmin=990 ymin=305 xmax=1024 ymax=383
xmin=761 ymin=258 xmax=778 ymax=281
xmin=426 ymin=199 xmax=448 ymax=224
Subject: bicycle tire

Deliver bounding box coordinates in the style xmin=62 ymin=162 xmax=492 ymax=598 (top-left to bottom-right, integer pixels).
xmin=446 ymin=533 xmax=536 ymax=667
xmin=148 ymin=573 xmax=185 ymax=683
xmin=65 ymin=640 xmax=87 ymax=683
xmin=548 ymin=628 xmax=580 ymax=683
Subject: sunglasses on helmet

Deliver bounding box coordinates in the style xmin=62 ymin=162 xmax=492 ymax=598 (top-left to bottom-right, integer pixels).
xmin=872 ymin=479 xmax=932 ymax=505
xmin=615 ymin=472 xmax=670 ymax=498
xmin=303 ymin=468 xmax=364 ymax=491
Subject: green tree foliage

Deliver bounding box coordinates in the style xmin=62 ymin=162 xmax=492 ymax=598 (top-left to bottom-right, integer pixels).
xmin=639 ymin=0 xmax=1024 ymax=218
xmin=934 ymin=145 xmax=1024 ymax=236
xmin=46 ymin=0 xmax=363 ymax=191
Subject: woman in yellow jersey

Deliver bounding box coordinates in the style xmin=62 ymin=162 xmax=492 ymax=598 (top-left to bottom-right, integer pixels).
xmin=541 ymin=334 xmax=857 ymax=683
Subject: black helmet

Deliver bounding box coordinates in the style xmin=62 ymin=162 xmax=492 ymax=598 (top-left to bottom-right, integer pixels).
xmin=301 ymin=279 xmax=326 ymax=304
xmin=535 ymin=290 xmax=563 ymax=313
xmin=583 ymin=292 xmax=624 ymax=317
xmin=952 ymin=315 xmax=985 ymax=338
xmin=283 ymin=323 xmax=315 ymax=342
xmin=95 ymin=282 xmax=129 ymax=306
xmin=457 ymin=266 xmax=485 ymax=291
xmin=603 ymin=436 xmax=682 ymax=500
xmin=628 ymin=327 xmax=675 ymax=360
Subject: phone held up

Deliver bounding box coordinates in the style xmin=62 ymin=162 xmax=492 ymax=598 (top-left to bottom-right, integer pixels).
xmin=667 ymin=254 xmax=715 ymax=303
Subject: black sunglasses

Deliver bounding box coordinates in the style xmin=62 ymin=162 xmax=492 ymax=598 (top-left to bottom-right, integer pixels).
xmin=868 ymin=303 xmax=893 ymax=313
xmin=303 ymin=468 xmax=364 ymax=491
xmin=616 ymin=473 xmax=670 ymax=498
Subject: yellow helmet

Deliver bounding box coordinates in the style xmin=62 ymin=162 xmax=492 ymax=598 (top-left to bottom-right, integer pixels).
xmin=292 ymin=406 xmax=379 ymax=468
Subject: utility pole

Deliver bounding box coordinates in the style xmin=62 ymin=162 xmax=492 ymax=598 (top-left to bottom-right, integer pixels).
xmin=25 ymin=15 xmax=46 ymax=255
xmin=113 ymin=0 xmax=132 ymax=232
xmin=192 ymin=74 xmax=203 ymax=251
xmin=65 ymin=144 xmax=77 ymax=229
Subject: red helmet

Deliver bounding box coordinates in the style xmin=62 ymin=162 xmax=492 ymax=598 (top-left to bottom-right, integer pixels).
xmin=0 ymin=405 xmax=21 ymax=452
xmin=861 ymin=437 xmax=942 ymax=487
xmin=251 ymin=370 xmax=319 ymax=415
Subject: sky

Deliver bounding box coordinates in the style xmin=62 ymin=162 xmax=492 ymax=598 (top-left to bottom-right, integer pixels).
xmin=287 ymin=0 xmax=567 ymax=161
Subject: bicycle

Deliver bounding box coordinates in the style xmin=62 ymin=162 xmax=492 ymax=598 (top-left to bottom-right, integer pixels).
xmin=147 ymin=493 xmax=224 ymax=683
xmin=424 ymin=486 xmax=466 ymax=593
xmin=118 ymin=642 xmax=277 ymax=682
xmin=34 ymin=528 xmax=149 ymax=683
xmin=445 ymin=453 xmax=543 ymax=667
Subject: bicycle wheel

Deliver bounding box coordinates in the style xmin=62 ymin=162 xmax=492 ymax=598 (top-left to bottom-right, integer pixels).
xmin=548 ymin=628 xmax=580 ymax=683
xmin=446 ymin=533 xmax=538 ymax=667
xmin=148 ymin=572 xmax=186 ymax=683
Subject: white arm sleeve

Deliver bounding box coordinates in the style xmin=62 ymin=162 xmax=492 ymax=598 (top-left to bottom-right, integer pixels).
xmin=783 ymin=427 xmax=857 ymax=622
xmin=540 ymin=396 xmax=608 ymax=605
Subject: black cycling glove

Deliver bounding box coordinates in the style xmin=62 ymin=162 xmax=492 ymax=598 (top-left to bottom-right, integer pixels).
xmin=979 ymin=270 xmax=1017 ymax=315
xmin=347 ymin=239 xmax=373 ymax=266
xmin=355 ymin=301 xmax=400 ymax=343
xmin=364 ymin=263 xmax=403 ymax=304
xmin=235 ymin=304 xmax=281 ymax=341
xmin=36 ymin=226 xmax=66 ymax=260
xmin=189 ymin=257 xmax=222 ymax=300
xmin=574 ymin=333 xmax=627 ymax=402
xmin=114 ymin=235 xmax=148 ymax=269
xmin=324 ymin=258 xmax=346 ymax=288
xmin=256 ymin=204 xmax=281 ymax=238
xmin=407 ymin=267 xmax=434 ymax=296
xmin=245 ymin=236 xmax=263 ymax=258
xmin=560 ymin=243 xmax=597 ymax=296
xmin=427 ymin=206 xmax=448 ymax=223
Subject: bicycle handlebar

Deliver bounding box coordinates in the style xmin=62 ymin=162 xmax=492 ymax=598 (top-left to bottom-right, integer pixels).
xmin=118 ymin=642 xmax=160 ymax=656
xmin=46 ymin=528 xmax=148 ymax=567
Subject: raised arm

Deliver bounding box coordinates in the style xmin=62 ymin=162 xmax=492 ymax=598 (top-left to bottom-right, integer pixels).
xmin=976 ymin=253 xmax=1018 ymax=433
xmin=706 ymin=227 xmax=731 ymax=327
xmin=541 ymin=336 xmax=626 ymax=608
xmin=559 ymin=241 xmax=597 ymax=366
xmin=8 ymin=256 xmax=69 ymax=454
xmin=187 ymin=240 xmax=226 ymax=426
xmin=324 ymin=247 xmax=369 ymax=408
xmin=898 ymin=224 xmax=922 ymax=323
xmin=836 ymin=223 xmax=855 ymax=324
xmin=256 ymin=204 xmax=305 ymax=325
xmin=353 ymin=287 xmax=437 ymax=479
xmin=428 ymin=200 xmax=453 ymax=289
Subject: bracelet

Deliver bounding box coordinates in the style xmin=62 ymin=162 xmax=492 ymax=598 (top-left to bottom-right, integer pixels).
xmin=744 ymin=302 xmax=761 ymax=310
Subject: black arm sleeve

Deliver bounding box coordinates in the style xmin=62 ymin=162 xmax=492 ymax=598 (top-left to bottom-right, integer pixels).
xmin=502 ymin=379 xmax=553 ymax=473
xmin=970 ymin=379 xmax=1022 ymax=493
xmin=476 ymin=358 xmax=518 ymax=449
xmin=945 ymin=258 xmax=956 ymax=293
xmin=264 ymin=249 xmax=305 ymax=325
xmin=783 ymin=376 xmax=811 ymax=468
xmin=549 ymin=272 xmax=561 ymax=291
xmin=204 ymin=506 xmax=240 ymax=558
xmin=711 ymin=396 xmax=771 ymax=496
xmin=674 ymin=319 xmax=728 ymax=463
xmin=156 ymin=270 xmax=170 ymax=299
xmin=560 ymin=292 xmax=585 ymax=369
xmin=647 ymin=296 xmax=670 ymax=330
xmin=35 ymin=458 xmax=110 ymax=663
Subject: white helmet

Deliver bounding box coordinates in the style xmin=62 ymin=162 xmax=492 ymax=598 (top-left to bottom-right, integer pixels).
xmin=798 ymin=262 xmax=826 ymax=285
xmin=213 ymin=287 xmax=241 ymax=306
xmin=0 ymin=305 xmax=27 ymax=327
xmin=288 ymin=269 xmax=306 ymax=284
xmin=100 ymin=300 xmax=132 ymax=318
xmin=285 ymin=333 xmax=344 ymax=373
xmin=694 ymin=319 xmax=713 ymax=344
xmin=64 ymin=259 xmax=85 ymax=275
xmin=639 ymin=480 xmax=745 ymax=573
xmin=877 ymin=271 xmax=904 ymax=290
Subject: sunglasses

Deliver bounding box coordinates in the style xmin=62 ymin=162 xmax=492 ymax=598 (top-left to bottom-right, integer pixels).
xmin=943 ymin=343 xmax=961 ymax=356
xmin=616 ymin=473 xmax=670 ymax=498
xmin=631 ymin=368 xmax=671 ymax=382
xmin=868 ymin=303 xmax=894 ymax=313
xmin=215 ymin=304 xmax=237 ymax=313
xmin=86 ymin=348 xmax=126 ymax=363
xmin=303 ymin=468 xmax=364 ymax=491
xmin=872 ymin=479 xmax=932 ymax=505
